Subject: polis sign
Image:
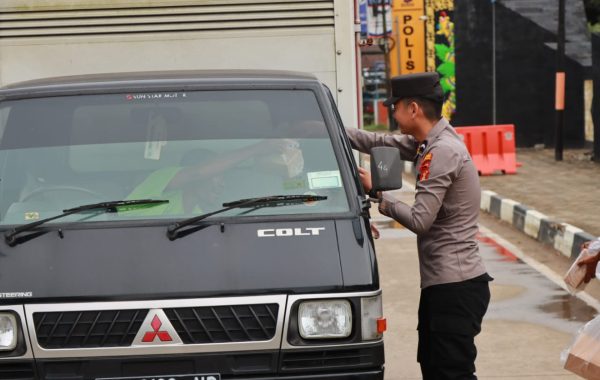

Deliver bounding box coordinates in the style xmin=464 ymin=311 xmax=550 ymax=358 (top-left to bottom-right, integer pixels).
xmin=390 ymin=0 xmax=426 ymax=75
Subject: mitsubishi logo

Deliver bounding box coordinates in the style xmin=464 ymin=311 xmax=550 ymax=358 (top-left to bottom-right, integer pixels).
xmin=132 ymin=309 xmax=183 ymax=346
xmin=143 ymin=315 xmax=172 ymax=342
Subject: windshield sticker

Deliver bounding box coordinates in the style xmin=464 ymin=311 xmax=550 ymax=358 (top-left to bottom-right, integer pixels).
xmin=283 ymin=178 xmax=307 ymax=190
xmin=0 ymin=292 xmax=33 ymax=299
xmin=24 ymin=211 xmax=40 ymax=221
xmin=126 ymin=92 xmax=187 ymax=102
xmin=307 ymin=171 xmax=342 ymax=189
xmin=144 ymin=113 xmax=168 ymax=160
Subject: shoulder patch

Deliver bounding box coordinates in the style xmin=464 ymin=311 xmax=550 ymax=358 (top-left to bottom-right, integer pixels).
xmin=418 ymin=153 xmax=433 ymax=181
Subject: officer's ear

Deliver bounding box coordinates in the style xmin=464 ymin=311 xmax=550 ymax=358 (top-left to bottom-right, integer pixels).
xmin=408 ymin=101 xmax=419 ymax=118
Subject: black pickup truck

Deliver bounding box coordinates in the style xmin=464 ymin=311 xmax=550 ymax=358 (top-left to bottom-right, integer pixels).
xmin=0 ymin=70 xmax=388 ymax=380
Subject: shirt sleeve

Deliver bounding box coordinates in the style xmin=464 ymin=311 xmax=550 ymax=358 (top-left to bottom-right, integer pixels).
xmin=126 ymin=167 xmax=182 ymax=199
xmin=344 ymin=127 xmax=418 ymax=161
xmin=378 ymin=145 xmax=461 ymax=234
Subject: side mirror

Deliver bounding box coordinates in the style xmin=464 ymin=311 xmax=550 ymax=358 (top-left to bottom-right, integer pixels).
xmin=370 ymin=147 xmax=403 ymax=192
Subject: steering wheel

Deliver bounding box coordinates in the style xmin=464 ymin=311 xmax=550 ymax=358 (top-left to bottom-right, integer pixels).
xmin=20 ymin=185 xmax=105 ymax=203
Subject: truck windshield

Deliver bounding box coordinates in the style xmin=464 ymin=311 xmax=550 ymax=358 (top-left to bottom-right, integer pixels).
xmin=0 ymin=89 xmax=349 ymax=225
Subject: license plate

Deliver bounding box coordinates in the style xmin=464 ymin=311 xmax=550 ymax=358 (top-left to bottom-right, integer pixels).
xmin=97 ymin=374 xmax=220 ymax=380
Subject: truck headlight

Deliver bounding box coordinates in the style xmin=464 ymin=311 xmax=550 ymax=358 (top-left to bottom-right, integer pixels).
xmin=298 ymin=300 xmax=352 ymax=339
xmin=0 ymin=313 xmax=17 ymax=351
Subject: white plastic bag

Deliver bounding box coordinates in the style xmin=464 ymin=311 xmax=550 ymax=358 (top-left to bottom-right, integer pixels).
xmin=591 ymin=239 xmax=600 ymax=278
xmin=565 ymin=249 xmax=596 ymax=294
xmin=564 ymin=238 xmax=600 ymax=294
xmin=563 ymin=314 xmax=600 ymax=378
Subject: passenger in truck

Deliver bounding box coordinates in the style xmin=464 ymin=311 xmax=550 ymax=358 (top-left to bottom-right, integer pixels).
xmin=124 ymin=139 xmax=295 ymax=216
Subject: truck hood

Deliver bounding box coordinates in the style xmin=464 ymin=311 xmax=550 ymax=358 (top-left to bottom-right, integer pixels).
xmin=0 ymin=219 xmax=366 ymax=302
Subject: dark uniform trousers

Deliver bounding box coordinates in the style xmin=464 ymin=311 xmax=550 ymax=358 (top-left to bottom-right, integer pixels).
xmin=417 ymin=274 xmax=491 ymax=380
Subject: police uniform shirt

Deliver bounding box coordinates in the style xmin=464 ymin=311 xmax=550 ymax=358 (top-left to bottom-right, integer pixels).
xmin=345 ymin=118 xmax=487 ymax=288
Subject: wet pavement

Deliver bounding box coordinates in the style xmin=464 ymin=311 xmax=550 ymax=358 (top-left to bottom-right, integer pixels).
xmin=480 ymin=238 xmax=595 ymax=335
xmin=475 ymin=234 xmax=589 ymax=379
xmin=371 ymin=186 xmax=592 ymax=379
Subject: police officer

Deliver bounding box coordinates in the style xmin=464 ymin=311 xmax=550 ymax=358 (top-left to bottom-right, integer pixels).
xmin=346 ymin=72 xmax=492 ymax=380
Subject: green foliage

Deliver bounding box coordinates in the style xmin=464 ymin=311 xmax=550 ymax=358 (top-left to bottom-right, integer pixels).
xmin=437 ymin=62 xmax=455 ymax=79
xmin=435 ymin=44 xmax=451 ymax=62
xmin=440 ymin=76 xmax=455 ymax=94
xmin=590 ymin=22 xmax=600 ymax=33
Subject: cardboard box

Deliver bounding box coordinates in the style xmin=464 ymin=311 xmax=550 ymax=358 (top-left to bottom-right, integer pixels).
xmin=564 ymin=249 xmax=593 ymax=293
xmin=564 ymin=333 xmax=600 ymax=379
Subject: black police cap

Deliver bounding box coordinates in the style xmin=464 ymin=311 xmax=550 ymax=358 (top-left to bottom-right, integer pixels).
xmin=383 ymin=72 xmax=443 ymax=106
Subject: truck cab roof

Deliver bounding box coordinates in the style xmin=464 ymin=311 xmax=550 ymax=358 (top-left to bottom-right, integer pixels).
xmin=0 ymin=70 xmax=321 ymax=99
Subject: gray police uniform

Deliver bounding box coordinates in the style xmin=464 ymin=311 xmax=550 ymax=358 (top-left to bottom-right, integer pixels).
xmin=346 ymin=117 xmax=491 ymax=380
xmin=348 ymin=118 xmax=486 ymax=288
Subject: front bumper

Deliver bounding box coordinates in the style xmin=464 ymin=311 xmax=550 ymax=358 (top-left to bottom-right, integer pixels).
xmin=1 ymin=343 xmax=384 ymax=380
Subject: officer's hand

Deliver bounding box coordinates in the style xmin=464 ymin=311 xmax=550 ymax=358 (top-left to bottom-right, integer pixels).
xmin=370 ymin=224 xmax=380 ymax=239
xmin=577 ymin=252 xmax=600 ymax=283
xmin=358 ymin=167 xmax=372 ymax=193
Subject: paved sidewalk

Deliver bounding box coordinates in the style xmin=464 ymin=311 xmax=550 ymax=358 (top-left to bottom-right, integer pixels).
xmin=480 ymin=148 xmax=599 ymax=235
xmin=477 ymin=148 xmax=600 ymax=259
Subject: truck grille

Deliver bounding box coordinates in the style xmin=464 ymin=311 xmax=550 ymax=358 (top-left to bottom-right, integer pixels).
xmin=32 ymin=304 xmax=279 ymax=349
xmin=165 ymin=304 xmax=279 ymax=344
xmin=0 ymin=363 xmax=35 ymax=380
xmin=33 ymin=309 xmax=148 ymax=349
xmin=281 ymin=349 xmax=367 ymax=370
xmin=280 ymin=346 xmax=384 ymax=372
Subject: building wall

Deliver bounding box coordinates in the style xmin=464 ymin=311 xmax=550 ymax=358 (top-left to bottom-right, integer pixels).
xmin=454 ymin=0 xmax=586 ymax=148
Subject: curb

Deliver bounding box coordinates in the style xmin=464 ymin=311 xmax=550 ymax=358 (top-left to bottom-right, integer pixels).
xmin=402 ymin=162 xmax=596 ymax=260
xmin=480 ymin=190 xmax=596 ymax=260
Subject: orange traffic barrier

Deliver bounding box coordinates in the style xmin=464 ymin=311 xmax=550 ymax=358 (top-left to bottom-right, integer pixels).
xmin=454 ymin=124 xmax=517 ymax=175
xmin=376 ymin=101 xmax=388 ymax=126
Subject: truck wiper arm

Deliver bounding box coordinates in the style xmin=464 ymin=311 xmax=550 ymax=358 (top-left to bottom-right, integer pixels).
xmin=4 ymin=199 xmax=169 ymax=247
xmin=167 ymin=194 xmax=327 ymax=241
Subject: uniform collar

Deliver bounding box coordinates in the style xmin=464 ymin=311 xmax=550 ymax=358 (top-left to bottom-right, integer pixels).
xmin=423 ymin=117 xmax=449 ymax=144
xmin=413 ymin=118 xmax=449 ymax=164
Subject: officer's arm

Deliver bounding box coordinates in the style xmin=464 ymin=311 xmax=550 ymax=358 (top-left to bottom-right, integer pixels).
xmin=167 ymin=140 xmax=273 ymax=189
xmin=378 ymin=146 xmax=461 ymax=234
xmin=344 ymin=127 xmax=417 ymax=161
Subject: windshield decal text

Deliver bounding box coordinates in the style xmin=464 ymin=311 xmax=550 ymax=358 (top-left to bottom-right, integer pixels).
xmin=126 ymin=92 xmax=187 ymax=101
xmin=0 ymin=291 xmax=33 ymax=299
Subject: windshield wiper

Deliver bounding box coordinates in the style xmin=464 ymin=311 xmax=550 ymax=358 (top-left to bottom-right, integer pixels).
xmin=4 ymin=199 xmax=169 ymax=247
xmin=167 ymin=194 xmax=327 ymax=241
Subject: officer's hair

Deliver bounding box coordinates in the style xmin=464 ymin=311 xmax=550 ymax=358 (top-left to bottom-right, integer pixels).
xmin=401 ymin=97 xmax=442 ymax=121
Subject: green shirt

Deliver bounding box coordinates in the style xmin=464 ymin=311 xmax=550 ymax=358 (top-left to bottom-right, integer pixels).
xmin=123 ymin=167 xmax=200 ymax=216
